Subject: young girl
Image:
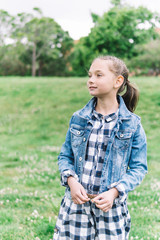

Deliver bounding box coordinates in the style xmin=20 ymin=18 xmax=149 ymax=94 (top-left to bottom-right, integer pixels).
xmin=53 ymin=56 xmax=147 ymax=240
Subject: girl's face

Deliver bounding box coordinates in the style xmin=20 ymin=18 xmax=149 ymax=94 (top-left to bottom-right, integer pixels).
xmin=87 ymin=59 xmax=117 ymax=98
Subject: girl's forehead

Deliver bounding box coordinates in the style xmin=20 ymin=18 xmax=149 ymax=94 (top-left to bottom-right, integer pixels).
xmin=89 ymin=59 xmax=111 ymax=72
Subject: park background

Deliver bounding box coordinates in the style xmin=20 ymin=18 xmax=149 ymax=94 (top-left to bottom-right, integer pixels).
xmin=0 ymin=0 xmax=160 ymax=239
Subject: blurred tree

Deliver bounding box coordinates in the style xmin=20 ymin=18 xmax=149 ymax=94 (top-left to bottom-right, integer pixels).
xmin=12 ymin=8 xmax=73 ymax=76
xmin=127 ymin=38 xmax=160 ymax=75
xmin=110 ymin=0 xmax=122 ymax=7
xmin=70 ymin=4 xmax=157 ymax=76
xmin=0 ymin=10 xmax=15 ymax=45
xmin=0 ymin=44 xmax=30 ymax=75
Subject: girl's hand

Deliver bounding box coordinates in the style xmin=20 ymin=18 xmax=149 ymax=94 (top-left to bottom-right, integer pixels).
xmin=92 ymin=188 xmax=119 ymax=212
xmin=67 ymin=177 xmax=89 ymax=204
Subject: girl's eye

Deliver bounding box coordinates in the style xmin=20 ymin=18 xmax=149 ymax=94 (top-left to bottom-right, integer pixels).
xmin=97 ymin=74 xmax=102 ymax=77
xmin=88 ymin=74 xmax=91 ymax=78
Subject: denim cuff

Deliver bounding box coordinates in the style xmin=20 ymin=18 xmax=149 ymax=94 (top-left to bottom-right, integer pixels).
xmin=108 ymin=182 xmax=127 ymax=204
xmin=61 ymin=170 xmax=79 ymax=187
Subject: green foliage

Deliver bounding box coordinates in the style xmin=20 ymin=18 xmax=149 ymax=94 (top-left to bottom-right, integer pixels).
xmin=70 ymin=5 xmax=157 ymax=76
xmin=110 ymin=0 xmax=122 ymax=7
xmin=12 ymin=12 xmax=73 ymax=76
xmin=0 ymin=44 xmax=30 ymax=76
xmin=0 ymin=2 xmax=160 ymax=76
xmin=0 ymin=10 xmax=15 ymax=45
xmin=69 ymin=40 xmax=93 ymax=76
xmin=127 ymin=38 xmax=160 ymax=75
xmin=0 ymin=9 xmax=73 ymax=76
xmin=91 ymin=13 xmax=100 ymax=23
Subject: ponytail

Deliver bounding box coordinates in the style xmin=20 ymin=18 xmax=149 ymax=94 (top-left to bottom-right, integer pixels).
xmin=120 ymin=80 xmax=139 ymax=113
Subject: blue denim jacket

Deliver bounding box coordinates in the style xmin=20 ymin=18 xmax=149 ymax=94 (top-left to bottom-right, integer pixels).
xmin=58 ymin=95 xmax=147 ymax=200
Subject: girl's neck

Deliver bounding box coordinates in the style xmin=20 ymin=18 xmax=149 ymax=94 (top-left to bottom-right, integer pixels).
xmin=95 ymin=96 xmax=119 ymax=116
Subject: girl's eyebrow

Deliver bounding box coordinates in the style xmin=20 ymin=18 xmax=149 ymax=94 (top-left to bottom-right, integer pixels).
xmin=88 ymin=70 xmax=103 ymax=74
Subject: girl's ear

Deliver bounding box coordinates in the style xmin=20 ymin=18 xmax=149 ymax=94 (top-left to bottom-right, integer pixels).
xmin=114 ymin=75 xmax=124 ymax=89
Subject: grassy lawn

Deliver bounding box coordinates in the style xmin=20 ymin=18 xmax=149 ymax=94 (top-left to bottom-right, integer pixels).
xmin=0 ymin=76 xmax=160 ymax=240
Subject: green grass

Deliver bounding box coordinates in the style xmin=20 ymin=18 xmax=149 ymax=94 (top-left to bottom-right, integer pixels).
xmin=0 ymin=76 xmax=160 ymax=240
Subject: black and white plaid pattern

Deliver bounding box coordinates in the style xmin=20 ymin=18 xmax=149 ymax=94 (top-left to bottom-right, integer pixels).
xmin=53 ymin=195 xmax=131 ymax=240
xmin=81 ymin=109 xmax=118 ymax=195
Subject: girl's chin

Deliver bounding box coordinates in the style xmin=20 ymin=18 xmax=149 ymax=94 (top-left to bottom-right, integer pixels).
xmin=89 ymin=90 xmax=97 ymax=95
xmin=89 ymin=91 xmax=95 ymax=96
xmin=89 ymin=92 xmax=97 ymax=96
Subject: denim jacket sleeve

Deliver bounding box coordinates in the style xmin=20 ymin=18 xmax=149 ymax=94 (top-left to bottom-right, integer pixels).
xmin=58 ymin=116 xmax=76 ymax=177
xmin=61 ymin=170 xmax=79 ymax=187
xmin=115 ymin=121 xmax=147 ymax=199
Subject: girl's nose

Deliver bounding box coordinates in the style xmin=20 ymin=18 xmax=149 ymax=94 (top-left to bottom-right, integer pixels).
xmin=88 ymin=76 xmax=95 ymax=83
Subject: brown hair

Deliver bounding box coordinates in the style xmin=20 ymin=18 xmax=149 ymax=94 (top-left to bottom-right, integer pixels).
xmin=94 ymin=55 xmax=139 ymax=112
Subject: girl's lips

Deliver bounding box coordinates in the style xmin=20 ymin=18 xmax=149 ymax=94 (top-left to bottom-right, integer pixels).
xmin=89 ymin=86 xmax=97 ymax=90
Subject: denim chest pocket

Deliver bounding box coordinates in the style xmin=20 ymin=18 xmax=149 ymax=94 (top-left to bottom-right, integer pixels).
xmin=70 ymin=127 xmax=85 ymax=147
xmin=113 ymin=131 xmax=132 ymax=151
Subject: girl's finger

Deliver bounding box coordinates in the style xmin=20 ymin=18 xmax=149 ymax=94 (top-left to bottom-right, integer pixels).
xmin=78 ymin=192 xmax=89 ymax=202
xmin=97 ymin=203 xmax=111 ymax=212
xmin=76 ymin=198 xmax=85 ymax=205
xmin=73 ymin=190 xmax=87 ymax=202
xmin=80 ymin=187 xmax=89 ymax=200
xmin=95 ymin=203 xmax=108 ymax=209
xmin=92 ymin=195 xmax=103 ymax=202
xmin=73 ymin=194 xmax=86 ymax=204
xmin=103 ymin=207 xmax=110 ymax=212
xmin=93 ymin=198 xmax=106 ymax=205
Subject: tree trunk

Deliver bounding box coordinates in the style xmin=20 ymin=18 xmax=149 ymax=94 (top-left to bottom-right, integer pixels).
xmin=32 ymin=42 xmax=36 ymax=76
xmin=38 ymin=60 xmax=43 ymax=76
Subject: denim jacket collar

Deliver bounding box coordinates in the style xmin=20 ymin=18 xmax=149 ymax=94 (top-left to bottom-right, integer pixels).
xmin=77 ymin=95 xmax=131 ymax=121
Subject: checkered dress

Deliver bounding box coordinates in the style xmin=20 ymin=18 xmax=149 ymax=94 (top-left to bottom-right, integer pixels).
xmin=53 ymin=108 xmax=131 ymax=240
xmin=81 ymin=109 xmax=118 ymax=195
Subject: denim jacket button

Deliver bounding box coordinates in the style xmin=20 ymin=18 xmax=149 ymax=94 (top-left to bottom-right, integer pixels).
xmin=120 ymin=134 xmax=124 ymax=138
xmin=79 ymin=157 xmax=82 ymax=161
xmin=77 ymin=131 xmax=80 ymax=135
xmin=83 ymin=138 xmax=86 ymax=141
